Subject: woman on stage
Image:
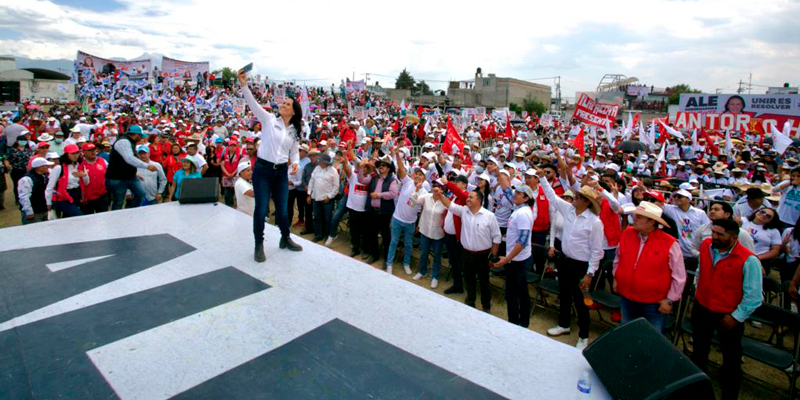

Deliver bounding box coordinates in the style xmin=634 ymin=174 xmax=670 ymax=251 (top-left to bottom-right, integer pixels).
xmin=239 ymin=69 xmax=303 ymax=262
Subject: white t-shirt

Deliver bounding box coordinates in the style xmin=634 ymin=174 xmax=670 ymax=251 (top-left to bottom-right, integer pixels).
xmin=234 ymin=178 xmax=255 ymax=216
xmin=345 ymin=167 xmax=369 ymax=212
xmin=189 ymin=153 xmax=207 ymax=169
xmin=663 ymin=204 xmax=710 ymax=256
xmin=392 ymin=175 xmax=421 ymax=224
xmin=778 ymin=181 xmax=800 ymax=225
xmin=506 ymin=205 xmax=534 ymax=261
xmin=782 ymin=228 xmax=800 ymax=263
xmin=742 ymin=220 xmax=781 ymax=256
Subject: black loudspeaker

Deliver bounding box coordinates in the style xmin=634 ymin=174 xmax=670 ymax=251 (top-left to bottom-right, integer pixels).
xmin=583 ymin=318 xmax=714 ymax=400
xmin=179 ymin=178 xmax=220 ymax=204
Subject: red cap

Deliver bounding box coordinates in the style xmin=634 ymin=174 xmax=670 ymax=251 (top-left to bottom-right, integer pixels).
xmin=644 ymin=190 xmax=665 ymax=203
xmin=82 ymin=143 xmax=96 ymax=151
xmin=37 ymin=141 xmax=51 ymax=148
xmin=245 ymin=137 xmax=255 ymax=143
xmin=63 ymin=143 xmax=80 ymax=154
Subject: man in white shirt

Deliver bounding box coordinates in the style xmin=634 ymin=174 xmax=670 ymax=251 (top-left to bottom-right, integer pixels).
xmin=437 ymin=188 xmax=502 ymax=312
xmin=185 ymin=142 xmax=208 ymax=175
xmin=489 ymin=185 xmax=536 ymax=328
xmin=234 ymin=162 xmax=254 ymax=216
xmin=307 ymin=154 xmax=339 ymax=243
xmin=538 ymin=172 xmax=604 ymax=350
xmin=136 ymin=145 xmax=167 ymax=205
xmin=662 ymin=189 xmax=711 ymax=258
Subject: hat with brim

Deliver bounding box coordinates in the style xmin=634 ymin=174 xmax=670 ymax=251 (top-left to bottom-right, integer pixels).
xmin=576 ymin=186 xmax=602 ymax=214
xmin=514 ymin=184 xmax=534 ymax=199
xmin=477 ymin=172 xmax=492 ymax=182
xmin=319 ymin=154 xmax=332 ymax=166
xmin=624 ymin=201 xmax=670 ymax=228
xmin=38 ymin=133 xmax=54 ymax=142
xmin=126 ymin=125 xmax=144 ymax=136
xmin=237 ymin=161 xmax=251 ymax=175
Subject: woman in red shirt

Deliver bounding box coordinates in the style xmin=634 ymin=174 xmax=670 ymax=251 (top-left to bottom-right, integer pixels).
xmin=162 ymin=143 xmax=185 ymax=201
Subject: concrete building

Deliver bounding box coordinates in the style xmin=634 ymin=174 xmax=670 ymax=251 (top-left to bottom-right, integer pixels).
xmin=446 ymin=68 xmax=551 ymax=109
xmin=0 ymin=57 xmax=75 ymax=103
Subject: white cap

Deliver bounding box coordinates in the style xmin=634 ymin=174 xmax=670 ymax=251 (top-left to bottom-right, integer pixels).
xmin=237 ymin=161 xmax=251 ymax=174
xmin=46 ymin=151 xmax=59 ymax=159
xmin=30 ymin=157 xmax=54 ymax=168
xmin=675 ymin=189 xmax=693 ymax=200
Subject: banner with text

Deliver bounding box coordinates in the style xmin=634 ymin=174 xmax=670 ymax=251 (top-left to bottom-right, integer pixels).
xmin=677 ymin=93 xmax=800 ymax=136
xmin=574 ymin=93 xmax=620 ymax=127
xmin=161 ymin=57 xmax=209 ymax=82
xmin=346 ymin=80 xmax=366 ymax=93
xmin=77 ymin=51 xmax=151 ymax=77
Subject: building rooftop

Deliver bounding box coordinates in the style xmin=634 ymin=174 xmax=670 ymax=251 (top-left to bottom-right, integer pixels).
xmin=21 ymin=68 xmax=70 ymax=80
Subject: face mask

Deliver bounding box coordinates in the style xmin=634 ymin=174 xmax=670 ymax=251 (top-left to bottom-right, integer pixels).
xmin=475 ymin=166 xmax=485 ymax=174
xmin=55 ymin=139 xmax=63 ymax=144
xmin=18 ymin=141 xmax=27 ymax=146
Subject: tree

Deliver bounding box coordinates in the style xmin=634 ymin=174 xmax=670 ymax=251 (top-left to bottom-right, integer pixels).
xmin=413 ymin=80 xmax=433 ymax=96
xmin=509 ymin=103 xmax=523 ymax=114
xmin=522 ymin=96 xmax=547 ymax=116
xmin=395 ymin=69 xmax=416 ymax=90
xmin=667 ymin=84 xmax=702 ymax=105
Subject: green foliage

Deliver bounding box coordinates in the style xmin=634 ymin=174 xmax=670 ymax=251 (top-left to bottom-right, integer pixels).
xmin=509 ymin=103 xmax=523 ymax=114
xmin=522 ymin=96 xmax=546 ymax=116
xmin=667 ymin=84 xmax=702 ymax=105
xmin=414 ymin=80 xmax=433 ymax=96
xmin=395 ymin=69 xmax=416 ymax=90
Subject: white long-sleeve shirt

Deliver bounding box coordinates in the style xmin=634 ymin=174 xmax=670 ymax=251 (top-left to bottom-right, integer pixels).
xmin=541 ymin=177 xmax=604 ymax=274
xmin=308 ymin=165 xmax=339 ymax=201
xmin=412 ymin=189 xmax=447 ymax=240
xmin=448 ymin=203 xmax=502 ymax=252
xmin=45 ymin=164 xmax=90 ymax=206
xmin=113 ymin=137 xmax=150 ymax=169
xmin=137 ymin=161 xmax=167 ymax=201
xmin=241 ymin=84 xmax=299 ymax=166
xmin=17 ymin=174 xmax=45 ymax=216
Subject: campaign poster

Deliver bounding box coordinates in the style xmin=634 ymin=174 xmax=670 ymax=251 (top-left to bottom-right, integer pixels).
xmin=161 ymin=56 xmax=210 ymax=82
xmin=77 ymin=50 xmax=151 ymax=77
xmin=677 ymin=93 xmax=800 ymax=135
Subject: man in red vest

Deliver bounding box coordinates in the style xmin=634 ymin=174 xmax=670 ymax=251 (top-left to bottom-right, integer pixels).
xmin=613 ymin=202 xmax=686 ymax=333
xmin=79 ymin=143 xmax=108 ymax=214
xmin=692 ymin=218 xmax=762 ymax=400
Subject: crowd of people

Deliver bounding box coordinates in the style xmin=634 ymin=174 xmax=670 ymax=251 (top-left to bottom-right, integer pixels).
xmin=3 ymin=64 xmax=800 ymax=399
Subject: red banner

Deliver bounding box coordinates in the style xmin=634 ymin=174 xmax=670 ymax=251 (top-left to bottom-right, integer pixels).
xmin=443 ymin=117 xmax=464 ymax=155
xmin=573 ymin=93 xmax=620 ymax=127
xmin=671 ymin=111 xmax=800 ymax=136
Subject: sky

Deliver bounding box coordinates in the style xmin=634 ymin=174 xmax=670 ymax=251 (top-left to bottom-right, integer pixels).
xmin=0 ymin=0 xmax=798 ymax=100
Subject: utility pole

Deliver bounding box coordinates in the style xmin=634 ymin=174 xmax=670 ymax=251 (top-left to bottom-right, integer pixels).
xmin=737 ymin=80 xmax=744 ymax=94
xmin=748 ymin=72 xmax=752 ymax=94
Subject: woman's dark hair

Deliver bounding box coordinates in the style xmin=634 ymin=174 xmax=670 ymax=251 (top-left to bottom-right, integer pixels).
xmin=58 ymin=151 xmax=82 ymax=166
xmin=171 ymin=143 xmax=181 ymax=154
xmin=748 ymin=207 xmax=781 ymax=230
xmin=288 ymin=98 xmax=303 ymax=141
xmin=475 ymin=185 xmax=490 ymax=209
xmin=724 ymin=95 xmax=746 ymax=113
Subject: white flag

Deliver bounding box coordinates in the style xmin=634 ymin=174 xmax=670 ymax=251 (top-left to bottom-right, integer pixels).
xmin=605 ymin=120 xmax=616 ymax=148
xmin=658 ymin=120 xmax=685 ymax=140
xmin=724 ymin=130 xmax=734 ymax=156
xmin=772 ymin=121 xmax=794 ymax=154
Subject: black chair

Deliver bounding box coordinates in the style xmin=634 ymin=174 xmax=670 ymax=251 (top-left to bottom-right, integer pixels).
xmin=589 ymin=267 xmax=621 ymax=324
xmin=741 ymin=304 xmax=800 ymax=399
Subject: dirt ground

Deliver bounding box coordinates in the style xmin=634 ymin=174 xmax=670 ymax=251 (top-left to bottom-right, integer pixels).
xmin=0 ymin=176 xmax=790 ymax=399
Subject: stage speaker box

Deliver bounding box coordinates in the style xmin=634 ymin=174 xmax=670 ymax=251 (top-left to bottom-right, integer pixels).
xmin=179 ymin=178 xmax=220 ymax=204
xmin=582 ymin=318 xmax=714 ymax=400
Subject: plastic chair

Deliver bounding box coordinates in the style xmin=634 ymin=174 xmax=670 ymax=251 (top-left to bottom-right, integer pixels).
xmin=741 ymin=304 xmax=800 ymax=399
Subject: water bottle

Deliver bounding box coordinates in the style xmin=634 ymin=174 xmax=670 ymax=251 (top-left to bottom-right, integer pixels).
xmin=576 ymin=371 xmax=592 ymax=398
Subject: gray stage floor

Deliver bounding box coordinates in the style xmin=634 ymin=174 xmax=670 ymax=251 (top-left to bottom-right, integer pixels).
xmin=0 ymin=203 xmax=609 ymax=399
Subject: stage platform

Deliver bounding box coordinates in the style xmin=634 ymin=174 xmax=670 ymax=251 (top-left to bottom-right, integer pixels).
xmin=0 ymin=203 xmax=609 ymax=399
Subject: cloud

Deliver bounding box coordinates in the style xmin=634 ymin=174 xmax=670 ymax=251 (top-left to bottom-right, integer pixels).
xmin=0 ymin=0 xmax=797 ymax=98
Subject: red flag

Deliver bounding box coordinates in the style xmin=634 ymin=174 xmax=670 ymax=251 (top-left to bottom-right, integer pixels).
xmin=504 ymin=113 xmax=513 ymax=139
xmin=573 ymin=127 xmax=586 ymax=170
xmin=487 ymin=123 xmax=496 ymax=139
xmin=443 ymin=117 xmax=465 ymax=155
xmin=632 ymin=113 xmax=640 ymax=128
xmin=416 ymin=122 xmax=425 ymax=140
xmin=701 ymin=129 xmax=719 ymax=156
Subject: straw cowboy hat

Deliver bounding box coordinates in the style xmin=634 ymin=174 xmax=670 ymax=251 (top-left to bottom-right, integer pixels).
xmin=577 ymin=185 xmax=602 ymax=214
xmin=626 ymin=201 xmax=671 ymax=228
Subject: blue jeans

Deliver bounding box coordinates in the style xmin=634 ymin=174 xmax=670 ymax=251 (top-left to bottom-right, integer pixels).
xmin=386 ymin=217 xmax=415 ymax=267
xmin=417 ymin=234 xmax=444 ymax=279
xmin=329 ymin=194 xmax=348 ymax=238
xmin=313 ymin=200 xmax=334 ymax=239
xmin=620 ymin=297 xmax=667 ymax=333
xmin=252 ymin=159 xmax=290 ymax=244
xmin=107 ymin=178 xmax=146 ymax=210
xmin=54 ymin=188 xmax=83 ymax=218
